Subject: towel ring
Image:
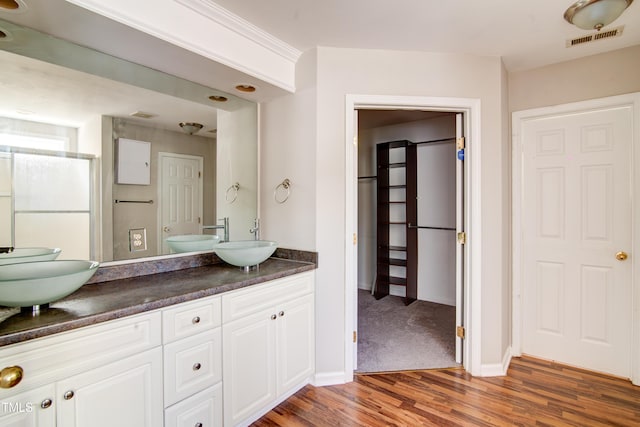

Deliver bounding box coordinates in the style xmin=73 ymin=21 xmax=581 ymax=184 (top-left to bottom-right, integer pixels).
xmin=274 ymin=179 xmax=291 ymax=204
xmin=226 ymin=182 xmax=240 ymax=204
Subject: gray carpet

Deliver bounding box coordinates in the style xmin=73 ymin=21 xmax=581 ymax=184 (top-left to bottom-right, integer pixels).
xmin=357 ymin=289 xmax=460 ymax=372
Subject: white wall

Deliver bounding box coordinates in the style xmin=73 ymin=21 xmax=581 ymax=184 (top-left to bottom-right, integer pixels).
xmin=282 ymin=47 xmax=509 ymax=378
xmin=259 ymin=50 xmax=317 ymax=249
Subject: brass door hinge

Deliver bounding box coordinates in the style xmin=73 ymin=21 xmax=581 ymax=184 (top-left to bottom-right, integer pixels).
xmin=457 ymin=137 xmax=465 ymax=150
xmin=353 ymin=331 xmax=357 ymax=343
xmin=456 ymin=326 xmax=465 ymax=339
xmin=353 ymin=233 xmax=357 ymax=245
xmin=457 ymin=232 xmax=466 ymax=245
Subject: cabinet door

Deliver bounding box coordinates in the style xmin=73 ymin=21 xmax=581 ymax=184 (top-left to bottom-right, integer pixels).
xmin=57 ymin=347 xmax=163 ymax=427
xmin=276 ymin=294 xmax=315 ymax=396
xmin=0 ymin=384 xmax=55 ymax=427
xmin=222 ymin=308 xmax=276 ymax=427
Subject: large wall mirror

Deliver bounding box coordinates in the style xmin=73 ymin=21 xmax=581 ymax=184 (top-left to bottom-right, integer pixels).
xmin=0 ymin=8 xmax=258 ymax=263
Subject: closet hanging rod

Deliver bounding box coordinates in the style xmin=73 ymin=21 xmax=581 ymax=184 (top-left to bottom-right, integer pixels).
xmin=414 ymin=137 xmax=456 ymax=145
xmin=114 ymin=199 xmax=154 ymax=204
xmin=407 ymin=224 xmax=456 ymax=231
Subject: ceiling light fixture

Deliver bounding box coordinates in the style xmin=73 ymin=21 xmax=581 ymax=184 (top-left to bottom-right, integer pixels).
xmin=235 ymin=84 xmax=256 ymax=93
xmin=179 ymin=122 xmax=203 ymax=135
xmin=209 ymin=95 xmax=228 ymax=102
xmin=564 ymin=0 xmax=634 ymax=31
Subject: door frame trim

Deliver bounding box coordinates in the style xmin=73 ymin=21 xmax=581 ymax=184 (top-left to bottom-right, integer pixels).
xmin=511 ymin=92 xmax=640 ymax=385
xmin=344 ymin=94 xmax=482 ymax=379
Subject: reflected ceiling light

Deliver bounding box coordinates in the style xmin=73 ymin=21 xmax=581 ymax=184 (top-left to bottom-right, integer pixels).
xmin=0 ymin=0 xmax=20 ymax=10
xmin=564 ymin=0 xmax=634 ymax=31
xmin=179 ymin=122 xmax=203 ymax=135
xmin=209 ymin=95 xmax=228 ymax=102
xmin=235 ymin=84 xmax=256 ymax=93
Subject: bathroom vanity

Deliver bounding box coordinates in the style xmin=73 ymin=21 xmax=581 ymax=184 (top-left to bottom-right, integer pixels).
xmin=0 ymin=255 xmax=316 ymax=427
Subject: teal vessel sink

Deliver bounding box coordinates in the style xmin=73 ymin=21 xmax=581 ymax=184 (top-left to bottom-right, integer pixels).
xmin=0 ymin=260 xmax=99 ymax=308
xmin=0 ymin=248 xmax=61 ymax=266
xmin=166 ymin=235 xmax=221 ymax=253
xmin=214 ymin=240 xmax=278 ymax=268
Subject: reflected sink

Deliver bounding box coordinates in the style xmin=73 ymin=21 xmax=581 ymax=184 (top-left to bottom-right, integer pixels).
xmin=214 ymin=240 xmax=278 ymax=268
xmin=166 ymin=235 xmax=221 ymax=253
xmin=0 ymin=260 xmax=99 ymax=308
xmin=0 ymin=248 xmax=62 ymax=266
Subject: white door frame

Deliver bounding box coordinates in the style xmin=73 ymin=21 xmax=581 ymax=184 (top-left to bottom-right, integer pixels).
xmin=512 ymin=92 xmax=640 ymax=385
xmin=344 ymin=94 xmax=483 ymax=379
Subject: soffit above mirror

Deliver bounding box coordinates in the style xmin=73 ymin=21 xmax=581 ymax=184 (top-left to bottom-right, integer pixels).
xmin=0 ymin=0 xmax=290 ymax=103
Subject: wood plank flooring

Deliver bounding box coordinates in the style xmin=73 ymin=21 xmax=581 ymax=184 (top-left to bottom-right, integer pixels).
xmin=253 ymin=356 xmax=640 ymax=426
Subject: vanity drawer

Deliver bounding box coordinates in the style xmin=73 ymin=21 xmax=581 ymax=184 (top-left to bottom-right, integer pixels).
xmin=163 ymin=328 xmax=222 ymax=407
xmin=0 ymin=312 xmax=161 ymax=394
xmin=162 ymin=296 xmax=221 ymax=344
xmin=164 ymin=383 xmax=222 ymax=427
xmin=222 ymin=272 xmax=314 ymax=323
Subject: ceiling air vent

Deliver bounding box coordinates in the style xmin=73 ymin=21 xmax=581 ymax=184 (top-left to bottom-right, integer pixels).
xmin=567 ymin=26 xmax=624 ymax=47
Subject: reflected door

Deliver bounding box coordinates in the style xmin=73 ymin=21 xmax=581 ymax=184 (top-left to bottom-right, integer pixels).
xmin=159 ymin=153 xmax=203 ymax=254
xmin=521 ymin=105 xmax=632 ymax=377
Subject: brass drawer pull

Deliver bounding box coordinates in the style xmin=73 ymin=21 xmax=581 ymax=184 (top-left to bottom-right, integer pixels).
xmin=41 ymin=398 xmax=53 ymax=409
xmin=279 ymin=311 xmax=285 ymax=317
xmin=0 ymin=366 xmax=23 ymax=389
xmin=63 ymin=390 xmax=75 ymax=400
xmin=192 ymin=316 xmax=201 ymax=324
xmin=192 ymin=362 xmax=202 ymax=371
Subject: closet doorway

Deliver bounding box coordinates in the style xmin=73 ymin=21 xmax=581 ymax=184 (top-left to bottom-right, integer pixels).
xmin=355 ymin=109 xmax=464 ymax=373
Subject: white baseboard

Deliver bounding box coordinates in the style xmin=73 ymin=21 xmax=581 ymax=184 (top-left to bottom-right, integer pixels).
xmin=479 ymin=346 xmax=512 ymax=377
xmin=312 ymin=371 xmax=347 ymax=387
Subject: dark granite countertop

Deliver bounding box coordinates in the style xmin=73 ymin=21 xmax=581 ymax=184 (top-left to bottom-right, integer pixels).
xmin=0 ymin=257 xmax=315 ymax=347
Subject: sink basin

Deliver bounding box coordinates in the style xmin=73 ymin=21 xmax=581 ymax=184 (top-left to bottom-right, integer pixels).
xmin=0 ymin=248 xmax=62 ymax=266
xmin=214 ymin=240 xmax=278 ymax=268
xmin=0 ymin=260 xmax=100 ymax=308
xmin=166 ymin=235 xmax=221 ymax=253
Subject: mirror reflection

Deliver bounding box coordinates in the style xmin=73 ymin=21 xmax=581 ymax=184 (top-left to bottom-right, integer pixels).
xmin=0 ymin=19 xmax=258 ymax=263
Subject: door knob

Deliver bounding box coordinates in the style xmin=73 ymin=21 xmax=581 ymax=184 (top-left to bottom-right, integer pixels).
xmin=615 ymin=251 xmax=628 ymax=261
xmin=163 ymin=226 xmax=171 ymax=232
xmin=0 ymin=366 xmax=23 ymax=389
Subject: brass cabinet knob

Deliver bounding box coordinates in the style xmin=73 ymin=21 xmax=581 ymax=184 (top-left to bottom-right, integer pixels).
xmin=0 ymin=366 xmax=23 ymax=389
xmin=270 ymin=314 xmax=277 ymax=320
xmin=63 ymin=390 xmax=75 ymax=400
xmin=192 ymin=316 xmax=201 ymax=324
xmin=40 ymin=398 xmax=53 ymax=409
xmin=195 ymin=423 xmax=203 ymax=427
xmin=278 ymin=311 xmax=285 ymax=317
xmin=616 ymin=251 xmax=628 ymax=261
xmin=192 ymin=362 xmax=201 ymax=371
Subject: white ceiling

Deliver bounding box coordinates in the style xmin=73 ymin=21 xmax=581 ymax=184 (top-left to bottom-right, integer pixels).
xmin=210 ymin=0 xmax=640 ymax=72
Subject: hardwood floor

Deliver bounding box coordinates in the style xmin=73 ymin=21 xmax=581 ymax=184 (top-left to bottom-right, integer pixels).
xmin=253 ymin=356 xmax=640 ymax=426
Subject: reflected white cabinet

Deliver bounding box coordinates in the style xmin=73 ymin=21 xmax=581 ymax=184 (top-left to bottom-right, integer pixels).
xmin=222 ymin=272 xmax=315 ymax=426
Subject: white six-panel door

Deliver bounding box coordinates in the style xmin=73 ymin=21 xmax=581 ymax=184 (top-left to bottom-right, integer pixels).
xmin=518 ymin=104 xmax=633 ymax=378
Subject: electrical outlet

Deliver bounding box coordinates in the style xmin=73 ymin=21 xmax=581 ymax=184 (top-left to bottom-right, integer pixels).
xmin=129 ymin=228 xmax=147 ymax=252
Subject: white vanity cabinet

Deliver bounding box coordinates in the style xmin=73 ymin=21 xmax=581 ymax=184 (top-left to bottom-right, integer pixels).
xmin=162 ymin=296 xmax=223 ymax=427
xmin=222 ymin=272 xmax=315 ymax=426
xmin=0 ymin=312 xmax=163 ymax=427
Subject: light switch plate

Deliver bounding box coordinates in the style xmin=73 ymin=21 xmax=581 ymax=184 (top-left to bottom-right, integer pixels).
xmin=129 ymin=228 xmax=147 ymax=252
